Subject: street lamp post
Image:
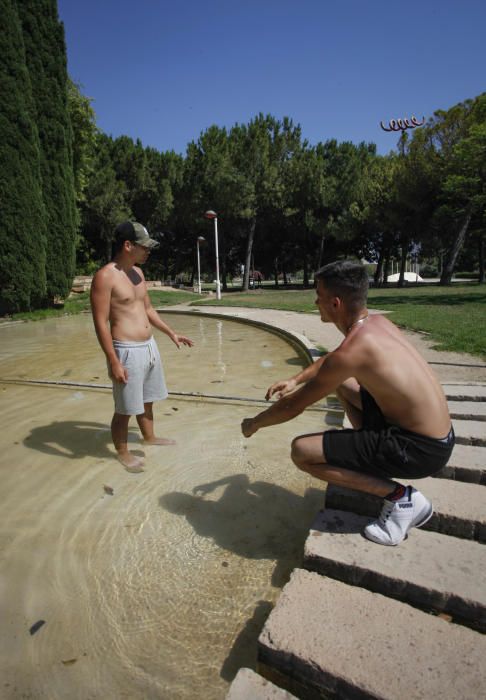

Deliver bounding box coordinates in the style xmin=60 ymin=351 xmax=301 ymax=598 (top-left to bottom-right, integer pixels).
xmin=204 ymin=210 xmax=221 ymax=300
xmin=196 ymin=236 xmax=205 ymax=294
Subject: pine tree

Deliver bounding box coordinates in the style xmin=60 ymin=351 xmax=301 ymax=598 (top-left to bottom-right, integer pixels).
xmin=0 ymin=0 xmax=47 ymax=313
xmin=17 ymin=0 xmax=78 ymax=301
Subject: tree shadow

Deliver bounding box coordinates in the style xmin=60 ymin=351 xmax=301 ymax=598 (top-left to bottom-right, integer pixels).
xmin=370 ymin=291 xmax=486 ymax=307
xmin=23 ymin=420 xmax=143 ymax=460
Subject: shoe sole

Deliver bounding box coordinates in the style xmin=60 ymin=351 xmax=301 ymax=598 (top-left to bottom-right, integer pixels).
xmin=413 ymin=503 xmax=434 ymax=529
xmin=362 ymin=503 xmax=434 ymax=546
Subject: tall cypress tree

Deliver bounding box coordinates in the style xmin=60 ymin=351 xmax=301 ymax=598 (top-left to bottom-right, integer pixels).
xmin=17 ymin=0 xmax=77 ymax=301
xmin=0 ymin=0 xmax=47 ymax=313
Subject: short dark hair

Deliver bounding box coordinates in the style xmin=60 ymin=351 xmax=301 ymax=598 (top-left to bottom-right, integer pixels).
xmin=315 ymin=261 xmax=368 ymax=312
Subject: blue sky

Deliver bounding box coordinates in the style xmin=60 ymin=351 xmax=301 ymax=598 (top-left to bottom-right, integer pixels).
xmin=58 ymin=0 xmax=485 ymax=156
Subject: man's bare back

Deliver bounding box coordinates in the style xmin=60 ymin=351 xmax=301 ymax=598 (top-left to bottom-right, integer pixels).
xmin=333 ymin=314 xmax=450 ymax=438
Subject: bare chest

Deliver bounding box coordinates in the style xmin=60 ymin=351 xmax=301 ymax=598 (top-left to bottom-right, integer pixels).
xmin=111 ymin=270 xmax=146 ymax=307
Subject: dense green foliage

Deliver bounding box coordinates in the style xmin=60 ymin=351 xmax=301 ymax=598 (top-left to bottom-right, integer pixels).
xmin=0 ymin=0 xmax=47 ymax=313
xmin=17 ymin=0 xmax=78 ymax=300
xmin=0 ymin=0 xmax=77 ymax=313
xmin=75 ymin=95 xmax=485 ymax=292
xmin=0 ymin=1 xmax=484 ymax=315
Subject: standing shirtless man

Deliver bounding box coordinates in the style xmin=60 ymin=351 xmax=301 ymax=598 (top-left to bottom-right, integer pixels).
xmin=241 ymin=261 xmax=455 ymax=545
xmin=91 ymin=220 xmax=193 ymax=472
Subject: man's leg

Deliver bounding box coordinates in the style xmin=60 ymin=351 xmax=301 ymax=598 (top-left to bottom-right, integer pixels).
xmin=291 ymin=433 xmax=395 ymax=497
xmin=111 ymin=412 xmax=144 ymax=472
xmin=291 ymin=433 xmax=433 ymax=546
xmin=136 ymin=402 xmax=176 ymax=446
xmin=335 ymin=378 xmax=364 ymax=429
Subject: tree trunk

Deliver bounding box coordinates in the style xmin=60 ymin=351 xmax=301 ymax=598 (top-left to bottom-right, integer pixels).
xmin=273 ymin=257 xmax=279 ymax=287
xmin=440 ymin=210 xmax=472 ymax=285
xmin=303 ymin=229 xmax=309 ymax=287
xmin=383 ymin=254 xmax=390 ymax=286
xmin=243 ymin=218 xmax=256 ymax=291
xmin=478 ymin=234 xmax=485 ymax=284
xmin=374 ymin=240 xmax=385 ymax=286
xmin=398 ymin=246 xmax=407 ymax=288
xmin=318 ymin=232 xmax=325 ymax=269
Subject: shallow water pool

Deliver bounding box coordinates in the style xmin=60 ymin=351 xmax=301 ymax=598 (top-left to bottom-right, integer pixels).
xmin=0 ymin=312 xmax=330 ymax=699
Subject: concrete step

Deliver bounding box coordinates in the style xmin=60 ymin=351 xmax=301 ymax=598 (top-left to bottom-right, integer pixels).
xmin=226 ymin=668 xmax=298 ymax=699
xmin=325 ymin=478 xmax=486 ymax=542
xmin=438 ymin=443 xmax=486 ymax=484
xmin=303 ymin=509 xmax=486 ymax=632
xmin=453 ymin=418 xmax=486 ymax=446
xmin=449 ymin=400 xmax=486 ymax=421
xmin=444 ymin=384 xmax=486 ymax=401
xmin=258 ymin=569 xmax=486 ymax=700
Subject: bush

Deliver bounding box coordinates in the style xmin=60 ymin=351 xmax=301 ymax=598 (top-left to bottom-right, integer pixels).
xmin=419 ymin=264 xmax=438 ymax=278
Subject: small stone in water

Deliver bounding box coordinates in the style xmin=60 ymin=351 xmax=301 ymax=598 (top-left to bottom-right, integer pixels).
xmin=29 ymin=620 xmax=46 ymax=635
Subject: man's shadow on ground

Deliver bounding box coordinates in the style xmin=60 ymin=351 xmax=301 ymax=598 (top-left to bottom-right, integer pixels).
xmin=23 ymin=420 xmax=143 ymax=461
xmin=160 ymin=474 xmax=325 ymax=682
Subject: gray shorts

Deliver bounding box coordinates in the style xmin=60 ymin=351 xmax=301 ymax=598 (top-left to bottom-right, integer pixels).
xmin=111 ymin=337 xmax=168 ymax=415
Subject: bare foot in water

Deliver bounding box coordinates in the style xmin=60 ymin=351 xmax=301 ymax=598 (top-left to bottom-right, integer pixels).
xmin=116 ymin=452 xmax=145 ymax=473
xmin=142 ymin=437 xmax=177 ymax=446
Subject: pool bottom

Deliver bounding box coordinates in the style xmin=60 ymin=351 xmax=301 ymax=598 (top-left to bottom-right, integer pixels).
xmin=0 ymin=383 xmax=327 ymax=700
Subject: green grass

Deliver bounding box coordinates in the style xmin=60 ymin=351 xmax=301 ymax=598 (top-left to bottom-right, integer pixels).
xmin=6 ymin=292 xmax=93 ymax=321
xmin=193 ymin=284 xmax=486 ymax=360
xmin=148 ymin=290 xmax=200 ymax=306
xmin=2 ymin=289 xmax=198 ymax=323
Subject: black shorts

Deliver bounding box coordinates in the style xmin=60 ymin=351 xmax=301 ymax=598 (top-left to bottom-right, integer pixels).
xmin=323 ymin=388 xmax=455 ymax=480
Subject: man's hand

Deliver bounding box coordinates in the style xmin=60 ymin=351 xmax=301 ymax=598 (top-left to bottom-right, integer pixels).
xmin=110 ymin=359 xmax=128 ymax=384
xmin=172 ymin=334 xmax=194 ymax=349
xmin=265 ymin=378 xmax=297 ymax=401
xmin=241 ymin=418 xmax=258 ymax=438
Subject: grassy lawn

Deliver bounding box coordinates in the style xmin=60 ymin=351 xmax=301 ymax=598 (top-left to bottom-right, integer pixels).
xmin=2 ymin=289 xmax=198 ymax=323
xmin=193 ymin=284 xmax=486 ymax=360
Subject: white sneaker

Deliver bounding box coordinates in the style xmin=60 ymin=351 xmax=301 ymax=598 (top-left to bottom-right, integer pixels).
xmin=363 ymin=486 xmax=433 ymax=546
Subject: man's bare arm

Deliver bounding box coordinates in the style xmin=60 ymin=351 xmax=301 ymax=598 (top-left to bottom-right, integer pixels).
xmin=265 ymin=354 xmax=328 ymax=400
xmin=90 ymin=270 xmax=127 ymax=383
xmin=144 ymin=292 xmax=194 ymax=348
xmin=243 ymin=351 xmax=352 ymax=437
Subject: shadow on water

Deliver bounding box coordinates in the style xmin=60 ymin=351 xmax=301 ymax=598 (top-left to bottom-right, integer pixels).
xmin=160 ymin=475 xmax=325 ymax=680
xmin=220 ymin=599 xmax=273 ymax=681
xmin=22 ymin=420 xmax=143 ymax=460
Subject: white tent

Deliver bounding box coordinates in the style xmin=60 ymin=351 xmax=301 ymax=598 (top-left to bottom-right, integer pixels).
xmin=387 ymin=272 xmax=423 ymax=283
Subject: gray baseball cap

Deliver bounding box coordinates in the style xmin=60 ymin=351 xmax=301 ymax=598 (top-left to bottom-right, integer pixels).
xmin=114 ymin=221 xmax=160 ymax=249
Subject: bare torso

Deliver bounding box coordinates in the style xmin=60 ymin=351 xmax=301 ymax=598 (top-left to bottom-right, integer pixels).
xmin=339 ymin=315 xmax=451 ymax=438
xmin=104 ymin=262 xmax=152 ymax=342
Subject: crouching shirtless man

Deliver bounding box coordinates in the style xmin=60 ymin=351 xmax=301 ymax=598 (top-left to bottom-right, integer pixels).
xmin=91 ymin=221 xmax=193 ymax=472
xmin=241 ymin=261 xmax=454 ymax=545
